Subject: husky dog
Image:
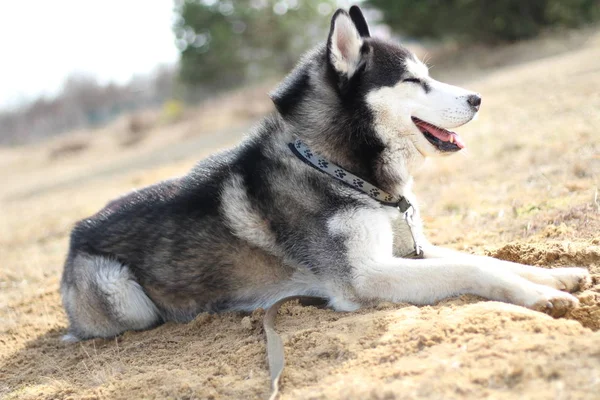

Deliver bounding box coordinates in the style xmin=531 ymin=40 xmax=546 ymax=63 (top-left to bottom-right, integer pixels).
xmin=61 ymin=6 xmax=590 ymax=341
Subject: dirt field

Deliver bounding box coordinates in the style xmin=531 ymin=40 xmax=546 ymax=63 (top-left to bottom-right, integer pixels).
xmin=1 ymin=31 xmax=600 ymax=399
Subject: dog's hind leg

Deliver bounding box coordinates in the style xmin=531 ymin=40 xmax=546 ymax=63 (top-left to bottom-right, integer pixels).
xmin=61 ymin=254 xmax=160 ymax=341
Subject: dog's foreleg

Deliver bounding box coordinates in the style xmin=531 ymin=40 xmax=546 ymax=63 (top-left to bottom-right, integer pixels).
xmin=421 ymin=244 xmax=591 ymax=293
xmin=351 ymin=257 xmax=579 ymax=317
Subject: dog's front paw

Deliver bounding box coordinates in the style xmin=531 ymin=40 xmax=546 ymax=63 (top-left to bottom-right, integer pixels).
xmin=546 ymin=267 xmax=591 ymax=293
xmin=528 ymin=286 xmax=579 ymax=318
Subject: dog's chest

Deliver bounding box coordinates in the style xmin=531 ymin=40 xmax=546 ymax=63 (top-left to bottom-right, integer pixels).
xmin=328 ymin=200 xmax=425 ymax=261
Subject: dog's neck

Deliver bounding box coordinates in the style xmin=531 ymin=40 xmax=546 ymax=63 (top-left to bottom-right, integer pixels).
xmin=288 ymin=138 xmax=414 ymax=209
xmin=290 ymin=127 xmax=419 ymax=198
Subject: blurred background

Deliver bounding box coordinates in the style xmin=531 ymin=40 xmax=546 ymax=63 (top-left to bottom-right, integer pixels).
xmin=1 ymin=0 xmax=598 ymax=146
xmin=2 ymin=2 xmax=600 ymax=399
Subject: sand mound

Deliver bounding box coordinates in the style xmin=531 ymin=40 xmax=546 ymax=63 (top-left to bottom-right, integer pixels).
xmin=487 ymin=241 xmax=600 ymax=332
xmin=280 ymin=301 xmax=600 ymax=399
xmin=489 ymin=241 xmax=600 ymax=269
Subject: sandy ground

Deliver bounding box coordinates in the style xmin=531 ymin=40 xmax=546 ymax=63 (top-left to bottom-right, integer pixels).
xmin=1 ymin=32 xmax=600 ymax=399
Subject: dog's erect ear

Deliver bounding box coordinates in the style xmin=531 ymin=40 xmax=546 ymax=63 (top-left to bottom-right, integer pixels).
xmin=349 ymin=6 xmax=370 ymax=38
xmin=327 ymin=9 xmax=365 ymax=78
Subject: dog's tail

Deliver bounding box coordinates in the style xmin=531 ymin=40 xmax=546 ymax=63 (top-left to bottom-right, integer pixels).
xmin=61 ymin=253 xmax=161 ymax=340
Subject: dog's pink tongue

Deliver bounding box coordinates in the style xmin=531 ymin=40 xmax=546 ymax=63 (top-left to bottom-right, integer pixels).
xmin=414 ymin=118 xmax=466 ymax=149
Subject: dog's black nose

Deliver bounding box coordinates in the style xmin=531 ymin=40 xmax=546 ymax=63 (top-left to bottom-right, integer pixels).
xmin=467 ymin=94 xmax=481 ymax=111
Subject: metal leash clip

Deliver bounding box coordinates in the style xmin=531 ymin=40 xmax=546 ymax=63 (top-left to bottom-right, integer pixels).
xmin=403 ymin=206 xmax=423 ymax=257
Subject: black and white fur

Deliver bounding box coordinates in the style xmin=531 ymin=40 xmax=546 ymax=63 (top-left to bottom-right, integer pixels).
xmin=61 ymin=7 xmax=590 ymax=341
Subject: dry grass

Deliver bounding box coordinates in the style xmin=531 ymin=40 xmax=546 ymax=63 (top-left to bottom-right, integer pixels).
xmin=1 ymin=31 xmax=599 ymax=399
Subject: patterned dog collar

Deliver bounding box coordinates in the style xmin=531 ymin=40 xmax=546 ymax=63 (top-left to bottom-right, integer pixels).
xmin=288 ymin=139 xmax=412 ymax=213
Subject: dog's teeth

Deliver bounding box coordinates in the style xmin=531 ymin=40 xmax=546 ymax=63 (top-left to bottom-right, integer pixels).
xmin=449 ymin=135 xmax=454 ymax=143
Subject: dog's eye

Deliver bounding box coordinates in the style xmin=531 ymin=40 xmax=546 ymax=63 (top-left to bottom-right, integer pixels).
xmin=404 ymin=78 xmax=422 ymax=85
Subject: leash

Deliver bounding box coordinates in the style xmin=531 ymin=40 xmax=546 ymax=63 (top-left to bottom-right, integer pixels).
xmin=288 ymin=139 xmax=422 ymax=256
xmin=263 ymin=296 xmax=326 ymax=400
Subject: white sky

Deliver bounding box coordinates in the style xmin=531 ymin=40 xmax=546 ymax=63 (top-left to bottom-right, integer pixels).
xmin=0 ymin=0 xmax=179 ymax=109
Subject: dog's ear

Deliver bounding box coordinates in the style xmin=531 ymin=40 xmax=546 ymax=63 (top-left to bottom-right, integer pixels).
xmin=349 ymin=6 xmax=370 ymax=38
xmin=327 ymin=9 xmax=365 ymax=78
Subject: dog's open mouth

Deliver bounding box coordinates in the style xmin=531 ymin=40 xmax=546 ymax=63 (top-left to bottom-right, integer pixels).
xmin=412 ymin=117 xmax=465 ymax=152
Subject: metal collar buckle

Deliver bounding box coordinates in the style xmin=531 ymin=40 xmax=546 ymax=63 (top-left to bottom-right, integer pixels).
xmin=403 ymin=204 xmax=422 ymax=257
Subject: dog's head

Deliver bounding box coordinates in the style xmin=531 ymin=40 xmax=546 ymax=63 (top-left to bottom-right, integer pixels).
xmin=271 ymin=6 xmax=480 ymax=188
